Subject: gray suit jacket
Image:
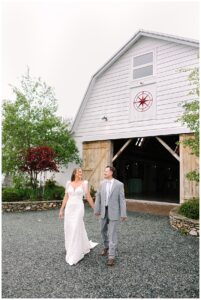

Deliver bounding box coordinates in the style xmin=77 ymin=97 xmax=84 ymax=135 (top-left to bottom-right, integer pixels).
xmin=94 ymin=179 xmax=127 ymax=221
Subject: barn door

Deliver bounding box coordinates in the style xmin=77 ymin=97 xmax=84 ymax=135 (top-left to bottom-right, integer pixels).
xmin=180 ymin=134 xmax=199 ymax=202
xmin=82 ymin=140 xmax=113 ymax=190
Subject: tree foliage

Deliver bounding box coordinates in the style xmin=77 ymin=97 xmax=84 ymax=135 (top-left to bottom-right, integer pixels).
xmin=19 ymin=146 xmax=59 ymax=188
xmin=2 ymin=69 xmax=80 ymax=181
xmin=178 ymin=67 xmax=199 ymax=182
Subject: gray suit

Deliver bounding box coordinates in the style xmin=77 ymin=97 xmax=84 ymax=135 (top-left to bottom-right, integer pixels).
xmin=94 ymin=179 xmax=127 ymax=259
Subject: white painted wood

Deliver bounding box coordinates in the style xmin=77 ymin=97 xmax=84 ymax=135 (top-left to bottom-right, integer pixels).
xmin=73 ymin=126 xmax=190 ymax=144
xmin=129 ymin=84 xmax=157 ymax=122
xmin=71 ymin=30 xmax=199 ymax=148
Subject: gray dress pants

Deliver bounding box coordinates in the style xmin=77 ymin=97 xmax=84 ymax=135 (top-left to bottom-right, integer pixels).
xmin=101 ymin=207 xmax=118 ymax=259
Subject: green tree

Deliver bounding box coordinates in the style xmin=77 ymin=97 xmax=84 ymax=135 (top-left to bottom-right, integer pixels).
xmin=178 ymin=67 xmax=199 ymax=182
xmin=2 ymin=69 xmax=80 ymax=184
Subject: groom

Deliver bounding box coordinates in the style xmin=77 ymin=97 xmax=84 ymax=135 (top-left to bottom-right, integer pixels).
xmin=94 ymin=166 xmax=127 ymax=266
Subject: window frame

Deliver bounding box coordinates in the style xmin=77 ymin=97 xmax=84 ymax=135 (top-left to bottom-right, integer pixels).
xmin=131 ymin=50 xmax=155 ymax=81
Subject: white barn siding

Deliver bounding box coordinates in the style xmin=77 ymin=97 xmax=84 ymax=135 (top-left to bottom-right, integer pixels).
xmin=54 ymin=32 xmax=198 ymax=187
xmin=74 ymin=37 xmax=199 ymax=141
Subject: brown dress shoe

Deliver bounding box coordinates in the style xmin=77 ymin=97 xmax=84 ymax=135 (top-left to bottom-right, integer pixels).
xmin=100 ymin=248 xmax=108 ymax=256
xmin=107 ymin=258 xmax=115 ymax=266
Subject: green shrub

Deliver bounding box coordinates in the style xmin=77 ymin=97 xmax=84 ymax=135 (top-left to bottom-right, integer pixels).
xmin=28 ymin=188 xmax=43 ymax=200
xmin=2 ymin=188 xmax=24 ymax=202
xmin=43 ymin=179 xmax=65 ymax=200
xmin=43 ymin=186 xmax=65 ymax=200
xmin=2 ymin=185 xmax=65 ymax=202
xmin=179 ymin=198 xmax=199 ymax=220
xmin=44 ymin=179 xmax=57 ymax=188
xmin=2 ymin=187 xmax=41 ymax=202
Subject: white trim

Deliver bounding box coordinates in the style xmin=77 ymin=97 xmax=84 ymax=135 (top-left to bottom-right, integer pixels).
xmin=131 ymin=49 xmax=156 ymax=83
xmin=132 ymin=51 xmax=154 ymax=79
xmin=130 ymin=78 xmax=157 ymax=88
xmin=73 ymin=127 xmax=192 ymax=143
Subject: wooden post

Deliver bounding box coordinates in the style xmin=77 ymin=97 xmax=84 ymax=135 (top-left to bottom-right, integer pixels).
xmin=112 ymin=139 xmax=133 ymax=162
xmin=155 ymin=137 xmax=180 ymax=161
xmin=180 ymin=134 xmax=199 ymax=203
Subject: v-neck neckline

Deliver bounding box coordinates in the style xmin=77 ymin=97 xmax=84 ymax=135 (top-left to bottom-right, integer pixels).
xmin=69 ymin=182 xmax=83 ymax=192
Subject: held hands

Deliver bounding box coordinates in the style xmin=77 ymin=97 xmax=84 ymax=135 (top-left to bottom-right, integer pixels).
xmin=95 ymin=212 xmax=101 ymax=217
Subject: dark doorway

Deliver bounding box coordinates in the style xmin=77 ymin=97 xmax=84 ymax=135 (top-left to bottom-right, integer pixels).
xmin=113 ymin=135 xmax=179 ymax=203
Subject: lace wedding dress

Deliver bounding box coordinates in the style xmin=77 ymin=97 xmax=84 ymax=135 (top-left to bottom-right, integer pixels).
xmin=64 ymin=180 xmax=98 ymax=265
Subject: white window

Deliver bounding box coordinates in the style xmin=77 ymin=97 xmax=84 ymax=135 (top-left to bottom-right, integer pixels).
xmin=132 ymin=52 xmax=154 ymax=80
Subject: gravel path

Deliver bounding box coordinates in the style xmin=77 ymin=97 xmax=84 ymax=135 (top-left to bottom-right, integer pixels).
xmin=2 ymin=207 xmax=199 ymax=298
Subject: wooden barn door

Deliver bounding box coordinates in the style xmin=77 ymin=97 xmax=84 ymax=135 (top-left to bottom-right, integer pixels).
xmin=180 ymin=133 xmax=199 ymax=202
xmin=82 ymin=141 xmax=113 ymax=190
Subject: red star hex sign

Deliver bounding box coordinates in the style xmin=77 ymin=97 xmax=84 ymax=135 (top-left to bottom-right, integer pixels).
xmin=133 ymin=91 xmax=153 ymax=112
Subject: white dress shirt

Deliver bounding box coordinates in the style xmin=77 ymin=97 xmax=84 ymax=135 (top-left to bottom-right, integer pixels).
xmin=105 ymin=178 xmax=114 ymax=207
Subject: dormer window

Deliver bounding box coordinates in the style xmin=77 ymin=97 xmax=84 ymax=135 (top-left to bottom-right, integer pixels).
xmin=132 ymin=51 xmax=154 ymax=80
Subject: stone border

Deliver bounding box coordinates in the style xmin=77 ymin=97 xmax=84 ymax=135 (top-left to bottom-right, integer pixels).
xmin=169 ymin=206 xmax=199 ymax=237
xmin=2 ymin=200 xmax=62 ymax=212
xmin=3 ymin=199 xmax=180 ymax=216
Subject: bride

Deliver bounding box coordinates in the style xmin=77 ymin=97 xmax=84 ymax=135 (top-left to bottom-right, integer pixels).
xmin=59 ymin=167 xmax=98 ymax=265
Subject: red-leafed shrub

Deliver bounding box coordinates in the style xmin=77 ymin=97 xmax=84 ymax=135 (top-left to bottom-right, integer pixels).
xmin=19 ymin=146 xmax=59 ymax=188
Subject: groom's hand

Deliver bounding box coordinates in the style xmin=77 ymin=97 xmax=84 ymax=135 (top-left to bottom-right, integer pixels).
xmin=120 ymin=217 xmax=127 ymax=222
xmin=95 ymin=213 xmax=101 ymax=217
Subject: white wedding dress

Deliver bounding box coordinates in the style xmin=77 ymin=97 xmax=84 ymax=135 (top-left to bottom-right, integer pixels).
xmin=64 ymin=180 xmax=98 ymax=265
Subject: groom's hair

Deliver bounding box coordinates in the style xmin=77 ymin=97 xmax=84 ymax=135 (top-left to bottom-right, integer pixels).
xmin=106 ymin=165 xmax=116 ymax=178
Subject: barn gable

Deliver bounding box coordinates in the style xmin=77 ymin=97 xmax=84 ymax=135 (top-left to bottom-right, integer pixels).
xmin=71 ymin=30 xmax=199 ymax=142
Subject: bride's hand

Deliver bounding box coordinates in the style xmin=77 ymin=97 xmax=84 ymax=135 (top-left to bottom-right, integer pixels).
xmin=59 ymin=209 xmax=64 ymax=219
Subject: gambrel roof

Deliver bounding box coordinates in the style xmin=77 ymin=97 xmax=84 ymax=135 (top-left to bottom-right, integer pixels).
xmin=71 ymin=29 xmax=199 ymax=133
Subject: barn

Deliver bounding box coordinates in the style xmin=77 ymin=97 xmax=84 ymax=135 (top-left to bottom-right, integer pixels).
xmin=64 ymin=30 xmax=199 ymax=212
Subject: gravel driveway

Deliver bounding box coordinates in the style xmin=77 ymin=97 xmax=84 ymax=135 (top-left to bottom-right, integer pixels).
xmin=2 ymin=207 xmax=199 ymax=298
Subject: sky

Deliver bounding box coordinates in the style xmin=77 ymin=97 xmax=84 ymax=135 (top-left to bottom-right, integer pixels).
xmin=2 ymin=0 xmax=200 ymax=121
